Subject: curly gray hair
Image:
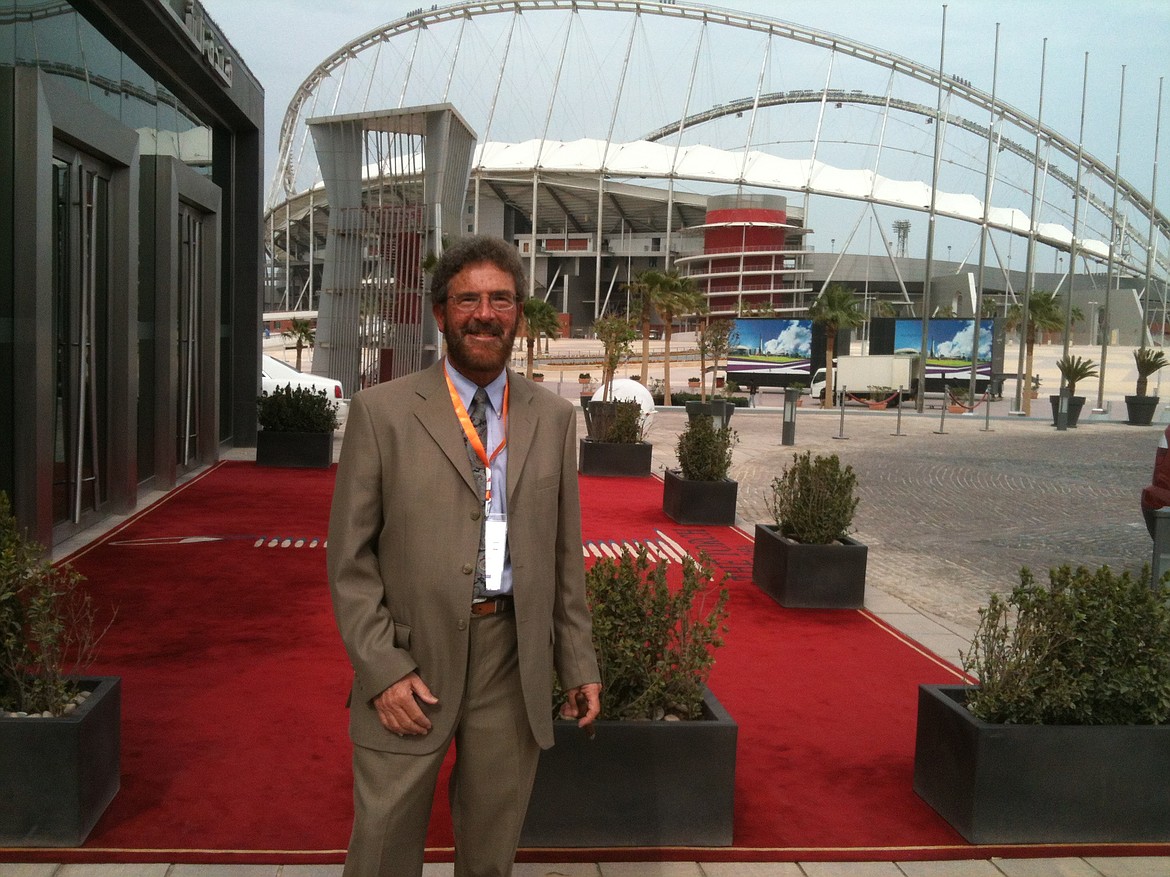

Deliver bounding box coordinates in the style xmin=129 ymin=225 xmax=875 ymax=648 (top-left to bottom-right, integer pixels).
xmin=429 ymin=235 xmax=527 ymax=305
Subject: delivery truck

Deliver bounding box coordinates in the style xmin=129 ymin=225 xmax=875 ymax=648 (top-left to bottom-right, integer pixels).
xmin=811 ymin=355 xmax=917 ymax=405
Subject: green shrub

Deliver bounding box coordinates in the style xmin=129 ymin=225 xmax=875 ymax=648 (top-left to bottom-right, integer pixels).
xmin=766 ymin=451 xmax=859 ymax=544
xmin=605 ymin=400 xmax=646 ymax=443
xmin=663 ymin=392 xmax=749 ymax=407
xmin=963 ymin=564 xmax=1170 ymax=725
xmin=0 ymin=493 xmax=111 ymax=715
xmin=676 ymin=415 xmax=737 ymax=481
xmin=583 ymin=547 xmax=729 ymax=721
xmin=257 ymin=383 xmax=340 ymax=433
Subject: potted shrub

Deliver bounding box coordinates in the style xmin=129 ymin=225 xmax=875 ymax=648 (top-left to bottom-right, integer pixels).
xmin=522 ymin=547 xmax=736 ymax=847
xmin=581 ymin=315 xmax=653 ymax=475
xmin=531 ymin=372 xmax=545 ymax=383
xmin=663 ymin=414 xmax=739 ymax=525
xmin=687 ymin=375 xmax=701 ymax=389
xmin=256 ymin=383 xmax=340 ymax=468
xmin=1049 ymin=353 xmax=1098 ymax=428
xmin=914 ymin=564 xmax=1170 ymax=844
xmin=752 ymin=451 xmax=866 ymax=608
xmin=579 ymin=398 xmax=652 ymax=476
xmin=1126 ymin=347 xmax=1167 ymax=425
xmin=0 ymin=492 xmax=120 ymax=846
xmin=946 ymin=384 xmax=969 ymax=414
xmin=578 ymin=372 xmax=592 ymax=385
xmin=867 ymin=385 xmax=894 ymax=410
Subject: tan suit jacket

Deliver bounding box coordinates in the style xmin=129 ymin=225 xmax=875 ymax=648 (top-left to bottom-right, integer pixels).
xmin=327 ymin=361 xmax=599 ymax=753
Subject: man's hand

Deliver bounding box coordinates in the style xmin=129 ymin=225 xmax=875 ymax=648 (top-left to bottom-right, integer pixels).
xmin=373 ymin=672 xmax=439 ymax=736
xmin=560 ymin=682 xmax=602 ymax=734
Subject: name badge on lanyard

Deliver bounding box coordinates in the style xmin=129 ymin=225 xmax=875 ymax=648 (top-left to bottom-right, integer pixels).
xmin=445 ymin=367 xmax=509 ymax=591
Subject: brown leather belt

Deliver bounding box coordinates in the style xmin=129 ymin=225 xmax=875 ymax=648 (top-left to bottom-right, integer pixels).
xmin=470 ymin=595 xmax=514 ymax=617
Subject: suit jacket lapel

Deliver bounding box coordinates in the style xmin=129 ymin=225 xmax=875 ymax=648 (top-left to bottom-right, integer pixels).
xmin=505 ymin=371 xmax=536 ymax=505
xmin=414 ymin=361 xmax=479 ymax=496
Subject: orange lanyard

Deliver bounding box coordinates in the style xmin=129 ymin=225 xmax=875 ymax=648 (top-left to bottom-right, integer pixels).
xmin=444 ymin=366 xmax=508 ymax=506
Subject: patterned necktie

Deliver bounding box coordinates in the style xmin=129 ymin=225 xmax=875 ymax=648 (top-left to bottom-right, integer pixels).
xmin=468 ymin=387 xmax=490 ymax=454
xmin=467 ymin=387 xmax=490 ymax=595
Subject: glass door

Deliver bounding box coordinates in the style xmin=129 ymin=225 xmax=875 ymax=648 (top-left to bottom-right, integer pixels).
xmin=51 ymin=149 xmax=111 ymax=529
xmin=176 ymin=205 xmax=204 ymax=471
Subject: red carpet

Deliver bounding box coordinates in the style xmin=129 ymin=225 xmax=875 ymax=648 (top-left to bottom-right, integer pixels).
xmin=4 ymin=461 xmax=1167 ymax=864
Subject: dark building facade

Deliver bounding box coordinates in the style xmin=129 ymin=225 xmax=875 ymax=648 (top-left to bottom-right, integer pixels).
xmin=1 ymin=0 xmax=264 ymax=546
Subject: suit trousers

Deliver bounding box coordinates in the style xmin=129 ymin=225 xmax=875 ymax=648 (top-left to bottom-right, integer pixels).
xmin=343 ymin=611 xmax=541 ymax=877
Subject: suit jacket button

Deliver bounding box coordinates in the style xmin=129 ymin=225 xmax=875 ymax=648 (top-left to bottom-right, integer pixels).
xmin=457 ymin=619 xmax=467 ymax=631
xmin=462 ymin=563 xmax=474 ymax=575
xmin=471 ymin=509 xmax=482 ymax=521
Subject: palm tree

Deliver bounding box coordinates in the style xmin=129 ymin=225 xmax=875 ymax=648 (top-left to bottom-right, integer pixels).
xmin=1005 ymin=291 xmax=1065 ymax=415
xmin=281 ymin=318 xmax=315 ymax=371
xmin=522 ymin=297 xmax=562 ymax=380
xmin=1055 ymin=354 xmax=1098 ymax=398
xmin=808 ymin=284 xmax=866 ymax=408
xmin=652 ymin=275 xmax=705 ymax=406
xmin=1135 ymin=347 xmax=1169 ymax=397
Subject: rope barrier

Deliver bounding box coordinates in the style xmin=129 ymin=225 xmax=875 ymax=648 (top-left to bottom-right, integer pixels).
xmin=945 ymin=387 xmax=992 ymax=413
xmin=843 ymin=388 xmax=902 ymax=407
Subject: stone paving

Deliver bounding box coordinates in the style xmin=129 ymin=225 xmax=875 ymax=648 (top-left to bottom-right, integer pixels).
xmin=642 ymin=401 xmax=1157 ymax=645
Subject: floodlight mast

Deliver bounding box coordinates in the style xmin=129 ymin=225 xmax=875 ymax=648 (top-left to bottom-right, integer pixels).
xmin=916 ymin=4 xmax=946 ymax=414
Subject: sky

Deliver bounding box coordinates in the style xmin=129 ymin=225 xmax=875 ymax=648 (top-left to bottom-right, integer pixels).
xmin=201 ymin=0 xmax=1170 ymax=257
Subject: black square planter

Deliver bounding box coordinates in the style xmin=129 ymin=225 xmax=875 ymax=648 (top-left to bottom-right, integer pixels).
xmin=520 ymin=688 xmax=737 ymax=847
xmin=256 ymin=430 xmax=334 ymax=468
xmin=578 ymin=439 xmax=652 ymax=477
xmin=662 ymin=469 xmax=738 ymax=526
xmin=1048 ymin=395 xmax=1087 ymax=428
xmin=751 ymin=524 xmax=866 ymax=608
xmin=684 ymin=399 xmax=735 ymax=427
xmin=913 ymin=684 xmax=1170 ymax=844
xmin=1126 ymin=394 xmax=1160 ymax=425
xmin=0 ymin=676 xmax=121 ymax=846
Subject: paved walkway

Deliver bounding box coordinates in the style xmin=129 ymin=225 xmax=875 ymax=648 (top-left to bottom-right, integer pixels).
xmin=30 ymin=369 xmax=1170 ymax=877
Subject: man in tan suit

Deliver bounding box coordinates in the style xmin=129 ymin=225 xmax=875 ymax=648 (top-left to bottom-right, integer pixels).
xmin=327 ymin=235 xmax=601 ymax=877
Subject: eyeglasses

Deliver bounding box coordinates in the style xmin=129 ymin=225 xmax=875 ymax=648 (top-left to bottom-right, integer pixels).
xmin=449 ymin=292 xmax=518 ymax=313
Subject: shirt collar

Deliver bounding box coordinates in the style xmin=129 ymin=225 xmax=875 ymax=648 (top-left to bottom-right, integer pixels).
xmin=444 ymin=360 xmax=507 ymax=416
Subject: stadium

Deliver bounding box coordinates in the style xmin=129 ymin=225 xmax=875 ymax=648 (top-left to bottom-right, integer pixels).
xmin=263 ymin=0 xmax=1168 ymax=392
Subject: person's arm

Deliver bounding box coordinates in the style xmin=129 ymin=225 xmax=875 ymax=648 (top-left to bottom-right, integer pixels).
xmin=549 ymin=405 xmax=602 ymax=723
xmin=326 ymin=391 xmax=419 ymax=704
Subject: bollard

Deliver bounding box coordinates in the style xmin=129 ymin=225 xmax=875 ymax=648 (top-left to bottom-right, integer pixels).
xmin=1152 ymin=508 xmax=1170 ymax=586
xmin=832 ymin=384 xmax=849 ymax=440
xmin=781 ymin=387 xmax=799 ymax=445
xmin=1055 ymin=387 xmax=1070 ymax=431
xmin=892 ymin=386 xmax=906 ymax=436
xmin=934 ymin=395 xmax=948 ymax=434
xmin=981 ymin=392 xmax=994 ymax=432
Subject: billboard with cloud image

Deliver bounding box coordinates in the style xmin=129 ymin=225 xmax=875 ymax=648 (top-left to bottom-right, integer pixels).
xmin=726 ymin=318 xmax=840 ymax=387
xmin=871 ymin=318 xmax=1004 ymax=388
